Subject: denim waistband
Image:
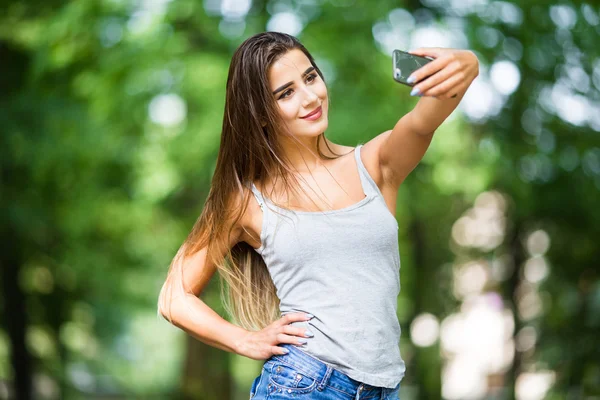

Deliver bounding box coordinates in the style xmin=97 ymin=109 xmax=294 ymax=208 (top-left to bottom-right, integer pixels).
xmin=265 ymin=343 xmax=399 ymax=399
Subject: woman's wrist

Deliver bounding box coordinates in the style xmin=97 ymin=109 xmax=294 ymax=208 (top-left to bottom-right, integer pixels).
xmin=232 ymin=328 xmax=252 ymax=356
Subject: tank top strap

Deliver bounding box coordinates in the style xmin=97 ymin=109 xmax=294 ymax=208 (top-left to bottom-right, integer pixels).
xmin=354 ymin=144 xmax=383 ymax=199
xmin=249 ymin=182 xmax=266 ymax=211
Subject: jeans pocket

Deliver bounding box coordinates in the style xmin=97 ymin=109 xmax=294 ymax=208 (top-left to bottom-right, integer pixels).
xmin=267 ymin=362 xmax=318 ymax=394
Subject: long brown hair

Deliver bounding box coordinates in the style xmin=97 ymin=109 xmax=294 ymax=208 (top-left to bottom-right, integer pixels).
xmin=158 ymin=32 xmax=343 ymax=331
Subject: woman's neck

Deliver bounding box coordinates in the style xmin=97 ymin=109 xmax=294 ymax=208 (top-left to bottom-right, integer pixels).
xmin=279 ymin=135 xmax=339 ymax=173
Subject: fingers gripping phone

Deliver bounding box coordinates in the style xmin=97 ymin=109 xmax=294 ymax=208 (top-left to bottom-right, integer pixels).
xmin=392 ymin=49 xmax=433 ymax=87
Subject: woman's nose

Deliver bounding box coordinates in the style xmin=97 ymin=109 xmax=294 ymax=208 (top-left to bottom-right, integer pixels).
xmin=302 ymin=88 xmax=318 ymax=106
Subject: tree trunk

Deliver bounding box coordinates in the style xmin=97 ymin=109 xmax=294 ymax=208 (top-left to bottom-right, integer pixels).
xmin=410 ymin=217 xmax=442 ymax=400
xmin=0 ymin=235 xmax=33 ymax=400
xmin=506 ymin=225 xmax=524 ymax=400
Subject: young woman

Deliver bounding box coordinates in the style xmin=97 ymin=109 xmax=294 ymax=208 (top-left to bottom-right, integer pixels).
xmin=158 ymin=32 xmax=479 ymax=399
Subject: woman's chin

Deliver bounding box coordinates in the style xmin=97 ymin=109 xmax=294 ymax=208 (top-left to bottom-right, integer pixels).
xmin=308 ymin=122 xmax=328 ymax=137
xmin=312 ymin=117 xmax=328 ymax=132
xmin=289 ymin=118 xmax=328 ymax=138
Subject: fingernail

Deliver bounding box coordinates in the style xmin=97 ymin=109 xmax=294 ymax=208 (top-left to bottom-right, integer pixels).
xmin=306 ymin=314 xmax=314 ymax=319
xmin=305 ymin=330 xmax=314 ymax=337
xmin=410 ymin=87 xmax=421 ymax=96
xmin=298 ymin=338 xmax=308 ymax=344
xmin=407 ymin=76 xmax=416 ymax=84
xmin=282 ymin=348 xmax=289 ymax=354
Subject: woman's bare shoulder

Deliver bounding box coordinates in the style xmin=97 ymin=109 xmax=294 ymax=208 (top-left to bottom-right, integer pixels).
xmin=359 ymin=131 xmax=393 ymax=187
xmin=227 ymin=185 xmax=262 ymax=249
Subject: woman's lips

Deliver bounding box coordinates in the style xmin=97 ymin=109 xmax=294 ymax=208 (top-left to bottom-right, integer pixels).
xmin=300 ymin=106 xmax=322 ymax=121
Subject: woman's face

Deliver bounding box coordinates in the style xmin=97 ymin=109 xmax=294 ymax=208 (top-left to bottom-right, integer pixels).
xmin=268 ymin=49 xmax=328 ymax=139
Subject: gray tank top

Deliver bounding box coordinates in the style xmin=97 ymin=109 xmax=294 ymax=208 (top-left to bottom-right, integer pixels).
xmin=249 ymin=144 xmax=405 ymax=388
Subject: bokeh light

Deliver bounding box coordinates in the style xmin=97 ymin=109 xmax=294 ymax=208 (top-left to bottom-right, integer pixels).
xmin=410 ymin=313 xmax=440 ymax=347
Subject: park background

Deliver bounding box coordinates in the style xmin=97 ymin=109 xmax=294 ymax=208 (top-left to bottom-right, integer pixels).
xmin=1 ymin=0 xmax=599 ymax=399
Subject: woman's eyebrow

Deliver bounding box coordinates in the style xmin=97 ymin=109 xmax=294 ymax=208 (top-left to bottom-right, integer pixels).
xmin=272 ymin=66 xmax=316 ymax=95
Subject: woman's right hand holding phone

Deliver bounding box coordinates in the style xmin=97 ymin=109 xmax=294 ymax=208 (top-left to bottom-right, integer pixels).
xmin=235 ymin=313 xmax=315 ymax=360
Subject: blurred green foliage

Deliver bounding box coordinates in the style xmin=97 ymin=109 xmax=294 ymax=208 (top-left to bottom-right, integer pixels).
xmin=1 ymin=0 xmax=599 ymax=399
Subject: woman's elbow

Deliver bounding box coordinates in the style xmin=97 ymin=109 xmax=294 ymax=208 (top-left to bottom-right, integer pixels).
xmin=157 ymin=283 xmax=176 ymax=324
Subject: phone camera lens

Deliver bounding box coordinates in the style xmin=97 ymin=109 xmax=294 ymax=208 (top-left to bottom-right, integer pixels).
xmin=394 ymin=68 xmax=402 ymax=79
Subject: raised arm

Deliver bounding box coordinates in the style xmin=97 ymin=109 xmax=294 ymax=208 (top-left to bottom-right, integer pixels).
xmin=378 ymin=48 xmax=479 ymax=189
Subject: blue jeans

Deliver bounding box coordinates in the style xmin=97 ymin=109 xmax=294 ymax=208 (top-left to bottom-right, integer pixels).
xmin=249 ymin=343 xmax=401 ymax=399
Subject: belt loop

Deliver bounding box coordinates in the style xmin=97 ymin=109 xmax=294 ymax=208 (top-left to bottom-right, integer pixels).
xmin=380 ymin=387 xmax=387 ymax=400
xmin=317 ymin=366 xmax=333 ymax=391
xmin=355 ymin=383 xmax=364 ymax=400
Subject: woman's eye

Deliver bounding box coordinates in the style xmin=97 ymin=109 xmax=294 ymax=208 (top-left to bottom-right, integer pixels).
xmin=278 ymin=74 xmax=317 ymax=100
xmin=280 ymin=89 xmax=293 ymax=99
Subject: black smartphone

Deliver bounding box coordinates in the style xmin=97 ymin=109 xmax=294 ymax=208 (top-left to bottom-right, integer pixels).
xmin=392 ymin=49 xmax=433 ymax=87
